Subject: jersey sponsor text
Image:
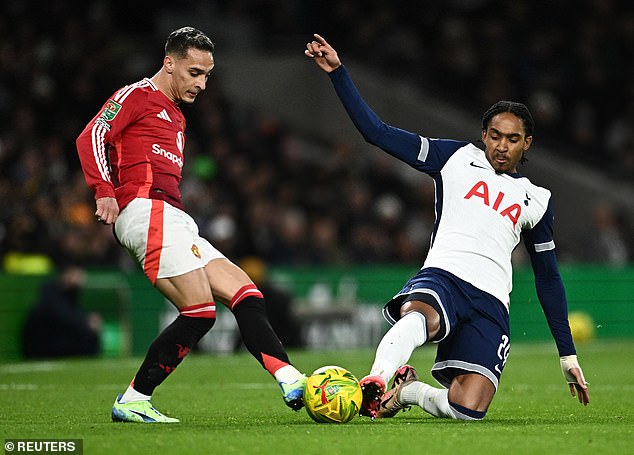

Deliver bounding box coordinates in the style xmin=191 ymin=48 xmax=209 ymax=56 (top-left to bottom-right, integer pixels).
xmin=152 ymin=143 xmax=183 ymax=168
xmin=464 ymin=180 xmax=522 ymax=227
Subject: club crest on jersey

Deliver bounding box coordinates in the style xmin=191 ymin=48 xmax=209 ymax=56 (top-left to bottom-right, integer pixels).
xmin=464 ymin=180 xmax=522 ymax=227
xmin=100 ymin=99 xmax=122 ymax=121
xmin=176 ymin=131 xmax=185 ymax=154
xmin=191 ymin=244 xmax=201 ymax=259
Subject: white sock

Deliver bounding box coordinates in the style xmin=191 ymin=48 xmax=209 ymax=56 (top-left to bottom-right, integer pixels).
xmin=369 ymin=312 xmax=428 ymax=384
xmin=274 ymin=365 xmax=304 ymax=384
xmin=400 ymin=381 xmax=456 ymax=419
xmin=120 ymin=384 xmax=151 ymax=403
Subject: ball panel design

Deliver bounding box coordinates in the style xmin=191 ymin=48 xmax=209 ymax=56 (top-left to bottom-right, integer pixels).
xmin=304 ymin=366 xmax=363 ymax=423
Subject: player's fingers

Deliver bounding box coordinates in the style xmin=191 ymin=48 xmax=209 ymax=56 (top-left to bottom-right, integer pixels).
xmin=569 ymin=383 xmax=576 ymax=398
xmin=96 ymin=207 xmax=116 ymax=225
xmin=313 ymin=33 xmax=328 ymax=46
xmin=572 ymin=367 xmax=587 ymax=385
xmin=306 ymin=41 xmax=323 ymax=57
xmin=313 ymin=34 xmax=334 ymax=53
xmin=108 ymin=210 xmax=119 ymax=225
xmin=576 ymin=384 xmax=590 ymax=405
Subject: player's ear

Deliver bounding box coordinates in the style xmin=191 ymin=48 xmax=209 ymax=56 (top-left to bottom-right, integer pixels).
xmin=164 ymin=55 xmax=174 ymax=74
xmin=523 ymin=135 xmax=533 ymax=151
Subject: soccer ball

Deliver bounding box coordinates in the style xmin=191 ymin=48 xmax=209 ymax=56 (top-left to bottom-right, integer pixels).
xmin=569 ymin=311 xmax=595 ymax=343
xmin=303 ymin=365 xmax=363 ymax=423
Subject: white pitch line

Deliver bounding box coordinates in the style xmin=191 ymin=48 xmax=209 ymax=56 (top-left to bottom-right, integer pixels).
xmin=0 ymin=362 xmax=64 ymax=374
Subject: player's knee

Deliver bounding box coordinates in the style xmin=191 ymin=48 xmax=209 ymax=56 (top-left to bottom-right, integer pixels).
xmin=229 ymin=284 xmax=264 ymax=311
xmin=178 ymin=303 xmax=216 ymax=337
xmin=449 ymin=401 xmax=487 ymax=420
xmin=400 ymin=301 xmax=441 ymax=339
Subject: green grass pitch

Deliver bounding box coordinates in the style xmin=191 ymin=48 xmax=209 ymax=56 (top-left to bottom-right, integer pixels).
xmin=1 ymin=340 xmax=632 ymax=455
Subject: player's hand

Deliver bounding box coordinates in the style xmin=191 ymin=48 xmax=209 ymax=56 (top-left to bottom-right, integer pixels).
xmin=560 ymin=355 xmax=590 ymax=406
xmin=305 ymin=34 xmax=341 ymax=73
xmin=95 ymin=196 xmax=119 ymax=225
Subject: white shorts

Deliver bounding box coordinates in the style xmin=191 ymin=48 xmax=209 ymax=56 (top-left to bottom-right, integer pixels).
xmin=114 ymin=198 xmax=225 ymax=283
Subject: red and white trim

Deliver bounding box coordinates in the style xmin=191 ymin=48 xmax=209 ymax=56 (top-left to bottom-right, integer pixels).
xmin=180 ymin=302 xmax=216 ymax=319
xmin=229 ymin=284 xmax=264 ymax=310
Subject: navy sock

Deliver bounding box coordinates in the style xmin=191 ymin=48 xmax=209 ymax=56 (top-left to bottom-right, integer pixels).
xmin=449 ymin=401 xmax=487 ymax=420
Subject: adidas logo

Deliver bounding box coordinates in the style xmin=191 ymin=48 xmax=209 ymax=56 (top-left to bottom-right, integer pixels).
xmin=157 ymin=109 xmax=172 ymax=122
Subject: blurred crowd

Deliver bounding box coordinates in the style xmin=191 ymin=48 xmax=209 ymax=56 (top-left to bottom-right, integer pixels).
xmin=0 ymin=0 xmax=631 ymax=273
xmin=242 ymin=0 xmax=634 ymax=180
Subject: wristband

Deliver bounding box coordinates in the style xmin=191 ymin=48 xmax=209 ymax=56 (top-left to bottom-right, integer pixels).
xmin=560 ymin=355 xmax=587 ymax=385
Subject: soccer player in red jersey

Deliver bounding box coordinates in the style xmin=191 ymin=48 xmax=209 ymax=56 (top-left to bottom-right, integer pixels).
xmin=76 ymin=27 xmax=306 ymax=423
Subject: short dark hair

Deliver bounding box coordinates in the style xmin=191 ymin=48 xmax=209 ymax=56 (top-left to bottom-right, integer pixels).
xmin=165 ymin=27 xmax=215 ymax=59
xmin=482 ymin=100 xmax=534 ymax=137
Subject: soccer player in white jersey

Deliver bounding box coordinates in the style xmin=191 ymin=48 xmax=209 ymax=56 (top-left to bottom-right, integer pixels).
xmin=76 ymin=27 xmax=306 ymax=423
xmin=305 ymin=34 xmax=589 ymax=420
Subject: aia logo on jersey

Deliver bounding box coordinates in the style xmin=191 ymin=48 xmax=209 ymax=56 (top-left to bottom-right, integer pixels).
xmin=100 ymin=99 xmax=121 ymax=121
xmin=464 ymin=180 xmax=522 ymax=227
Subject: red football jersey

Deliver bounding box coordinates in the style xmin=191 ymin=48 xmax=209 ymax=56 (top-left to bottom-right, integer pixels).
xmin=76 ymin=78 xmax=187 ymax=211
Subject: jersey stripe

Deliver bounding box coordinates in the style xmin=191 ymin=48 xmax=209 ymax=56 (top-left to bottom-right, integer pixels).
xmin=417 ymin=136 xmax=429 ymax=162
xmin=91 ymin=80 xmax=154 ymax=184
xmin=534 ymin=240 xmax=555 ymax=252
xmin=91 ymin=121 xmax=111 ymax=182
xmin=113 ymin=84 xmax=135 ymax=103
xmin=146 ymin=78 xmax=158 ymax=91
xmin=114 ymin=79 xmax=153 ymax=104
xmin=135 ymin=161 xmax=153 ymax=199
xmin=114 ymin=82 xmax=140 ymax=103
xmin=143 ymin=200 xmax=165 ymax=284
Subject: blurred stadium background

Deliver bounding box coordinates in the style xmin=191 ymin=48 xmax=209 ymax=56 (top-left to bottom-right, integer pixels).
xmin=1 ymin=0 xmax=632 ymax=361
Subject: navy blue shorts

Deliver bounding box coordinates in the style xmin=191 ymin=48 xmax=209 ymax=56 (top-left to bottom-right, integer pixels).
xmin=383 ymin=267 xmax=510 ymax=390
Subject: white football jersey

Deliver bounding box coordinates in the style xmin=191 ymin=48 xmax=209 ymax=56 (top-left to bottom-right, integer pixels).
xmin=328 ymin=64 xmax=574 ymax=355
xmin=417 ymin=139 xmax=551 ymax=307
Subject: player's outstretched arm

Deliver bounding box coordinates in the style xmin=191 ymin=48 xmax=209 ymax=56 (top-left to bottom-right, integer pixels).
xmin=305 ymin=34 xmax=341 ymax=73
xmin=560 ymin=355 xmax=590 ymax=405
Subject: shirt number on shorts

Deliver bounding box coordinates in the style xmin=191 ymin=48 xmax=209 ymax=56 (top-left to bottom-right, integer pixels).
xmin=495 ymin=334 xmax=510 ymax=374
